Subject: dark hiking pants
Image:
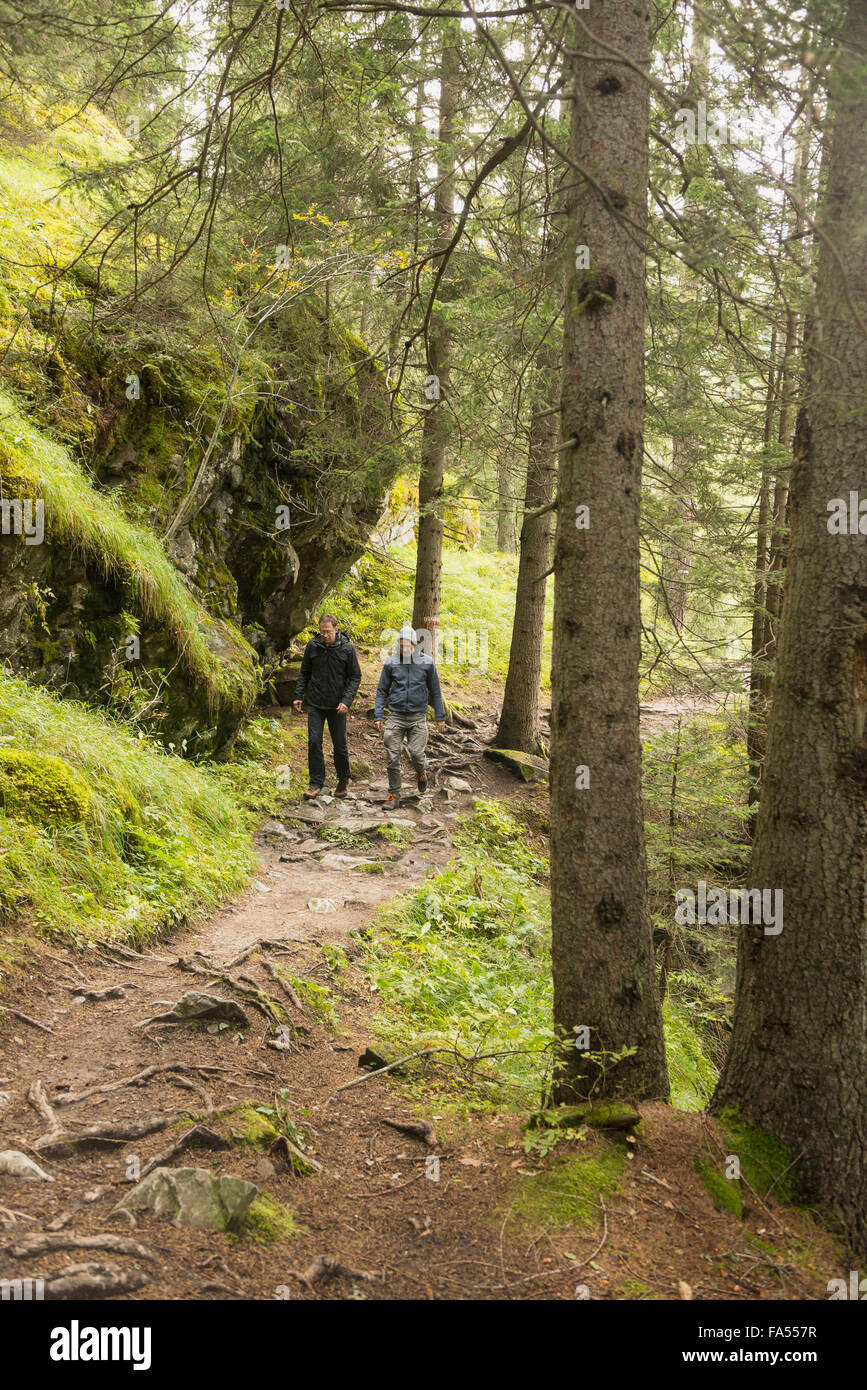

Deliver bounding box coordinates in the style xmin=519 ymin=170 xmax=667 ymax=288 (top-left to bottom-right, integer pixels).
xmin=307 ymin=706 xmax=350 ymax=788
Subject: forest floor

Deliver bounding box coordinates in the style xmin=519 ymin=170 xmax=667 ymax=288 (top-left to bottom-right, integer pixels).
xmin=0 ymin=694 xmax=846 ymax=1301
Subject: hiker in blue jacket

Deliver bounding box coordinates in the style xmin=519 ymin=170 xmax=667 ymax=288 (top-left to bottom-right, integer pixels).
xmin=374 ymin=625 xmax=446 ymax=809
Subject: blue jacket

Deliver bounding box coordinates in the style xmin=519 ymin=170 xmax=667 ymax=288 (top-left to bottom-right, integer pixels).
xmin=374 ymin=652 xmax=446 ymax=721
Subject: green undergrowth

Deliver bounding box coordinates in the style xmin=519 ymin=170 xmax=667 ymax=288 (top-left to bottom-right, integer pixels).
xmin=644 ymin=715 xmax=749 ymax=1075
xmin=507 ymin=1139 xmax=627 ymax=1232
xmin=359 ymin=796 xmax=720 ymax=1113
xmin=663 ymin=997 xmax=719 ymax=1111
xmin=0 ymin=670 xmax=253 ymax=949
xmin=0 ymin=385 xmax=256 ymax=713
xmin=358 ymin=799 xmax=555 ymax=1105
xmin=695 ymin=1110 xmax=797 ymax=1222
xmin=209 ymin=715 xmax=308 ymax=820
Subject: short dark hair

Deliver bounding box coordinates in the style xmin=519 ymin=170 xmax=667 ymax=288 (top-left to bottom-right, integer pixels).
xmin=318 ymin=614 xmax=338 ymax=628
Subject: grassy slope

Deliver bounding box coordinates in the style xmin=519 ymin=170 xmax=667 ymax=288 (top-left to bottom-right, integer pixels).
xmin=0 ymin=384 xmax=257 ymax=708
xmin=0 ymin=669 xmax=308 ymax=963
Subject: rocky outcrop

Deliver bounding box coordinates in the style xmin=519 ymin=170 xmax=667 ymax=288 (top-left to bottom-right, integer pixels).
xmin=0 ymin=305 xmax=399 ymax=754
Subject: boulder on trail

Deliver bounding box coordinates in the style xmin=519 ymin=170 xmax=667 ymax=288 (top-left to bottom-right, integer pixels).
xmin=483 ymin=748 xmax=549 ymax=782
xmin=117 ymin=1166 xmax=259 ymax=1230
xmin=0 ymin=1149 xmax=54 ymax=1181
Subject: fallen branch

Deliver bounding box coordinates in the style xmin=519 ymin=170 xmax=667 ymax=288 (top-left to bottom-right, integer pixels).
xmin=336 ymin=1049 xmax=438 ymax=1093
xmin=381 ymin=1118 xmax=438 ymax=1148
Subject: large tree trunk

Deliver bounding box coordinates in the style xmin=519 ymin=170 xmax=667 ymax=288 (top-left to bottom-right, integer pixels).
xmin=550 ymin=6 xmax=668 ymax=1103
xmin=713 ymin=0 xmax=867 ymax=1255
xmin=412 ymin=28 xmax=459 ymax=636
xmin=494 ymin=353 xmax=558 ymax=753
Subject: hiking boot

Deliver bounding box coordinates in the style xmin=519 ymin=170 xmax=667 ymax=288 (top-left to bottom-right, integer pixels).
xmin=303 ymin=785 xmax=322 ymax=800
xmin=417 ymin=773 xmax=428 ymax=794
xmin=382 ymin=791 xmax=400 ymax=810
xmin=335 ymin=778 xmax=350 ymax=799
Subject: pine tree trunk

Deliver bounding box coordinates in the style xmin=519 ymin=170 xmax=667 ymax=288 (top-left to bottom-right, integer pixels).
xmin=494 ymin=353 xmax=557 ymax=752
xmin=713 ymin=0 xmax=867 ymax=1254
xmin=550 ymin=5 xmax=668 ymax=1103
xmin=412 ymin=28 xmax=459 ymax=636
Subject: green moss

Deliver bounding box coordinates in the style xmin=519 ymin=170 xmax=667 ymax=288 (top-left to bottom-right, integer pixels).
xmin=236 ymin=1105 xmax=281 ymax=1150
xmin=508 ymin=1140 xmax=627 ymax=1232
xmin=239 ymin=1194 xmax=300 ymax=1245
xmin=0 ymin=749 xmax=91 ymax=824
xmin=375 ymin=822 xmax=413 ymax=845
xmin=716 ymin=1109 xmax=797 ymax=1203
xmin=696 ymin=1156 xmax=743 ymax=1218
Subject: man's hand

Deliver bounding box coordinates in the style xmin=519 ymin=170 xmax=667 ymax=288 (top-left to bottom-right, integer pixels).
xmin=336 ymin=702 xmax=348 ymax=714
xmin=292 ymin=700 xmax=303 ymax=713
xmin=375 ymin=720 xmax=383 ymax=733
xmin=436 ymin=720 xmax=446 ymax=733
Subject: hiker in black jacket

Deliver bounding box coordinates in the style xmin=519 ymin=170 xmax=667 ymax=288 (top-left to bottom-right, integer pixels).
xmin=293 ymin=615 xmax=362 ymax=799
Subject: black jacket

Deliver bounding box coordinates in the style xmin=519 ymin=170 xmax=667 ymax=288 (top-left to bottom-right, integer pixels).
xmin=294 ymin=632 xmax=362 ymax=710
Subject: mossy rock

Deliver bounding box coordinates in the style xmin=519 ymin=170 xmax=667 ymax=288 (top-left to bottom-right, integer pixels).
xmin=483 ymin=748 xmax=549 ymax=783
xmin=240 ymin=1193 xmax=300 ymax=1245
xmin=358 ymin=1044 xmax=423 ymax=1076
xmin=526 ymin=1101 xmax=641 ymax=1133
xmin=0 ymin=749 xmax=91 ymax=824
xmin=235 ymin=1106 xmax=281 ymax=1150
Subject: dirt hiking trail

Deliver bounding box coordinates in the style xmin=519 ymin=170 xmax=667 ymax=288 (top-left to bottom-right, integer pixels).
xmin=0 ymin=700 xmax=840 ymax=1300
